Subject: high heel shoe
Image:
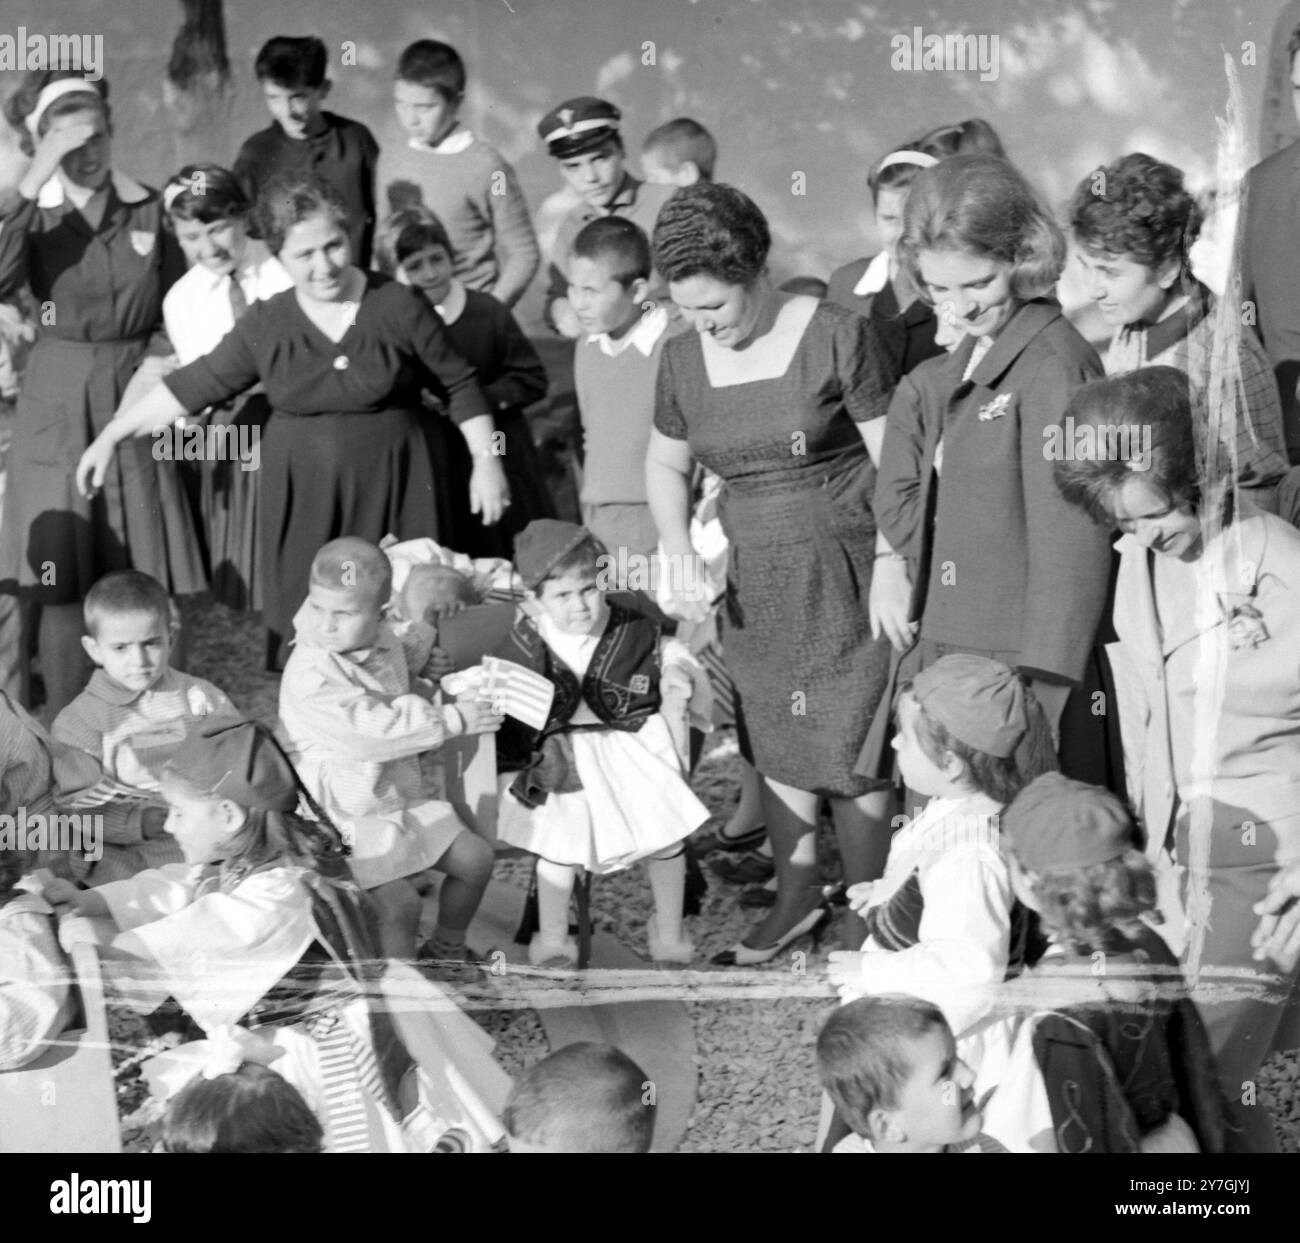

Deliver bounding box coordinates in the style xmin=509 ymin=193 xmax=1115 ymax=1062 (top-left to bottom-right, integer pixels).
xmin=711 ymin=903 xmax=831 ymax=966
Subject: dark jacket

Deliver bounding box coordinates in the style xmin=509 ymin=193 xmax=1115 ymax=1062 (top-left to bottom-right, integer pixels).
xmin=874 ymin=299 xmax=1111 ymax=685
xmin=827 ymin=257 xmax=944 ymax=378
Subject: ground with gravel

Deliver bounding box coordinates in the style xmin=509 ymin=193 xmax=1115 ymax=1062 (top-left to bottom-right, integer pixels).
xmin=103 ymin=600 xmax=1300 ymax=1153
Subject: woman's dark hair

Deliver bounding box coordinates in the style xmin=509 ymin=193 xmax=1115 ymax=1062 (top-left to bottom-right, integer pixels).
xmin=163 ymin=1062 xmax=324 ymax=1153
xmin=373 ymin=205 xmax=454 ymax=277
xmin=1020 ymin=849 xmax=1160 ymax=954
xmin=899 ymin=154 xmax=1065 ymax=302
xmin=1068 ymin=152 xmax=1202 ymax=277
xmin=1053 ymin=365 xmax=1209 ymax=526
xmin=3 ymin=70 xmax=111 ymax=157
xmin=652 ymin=182 xmax=771 ymax=286
xmin=901 ymin=686 xmax=1026 ymax=806
xmin=163 ymin=163 xmax=250 ymax=228
xmin=868 ymin=117 xmax=1007 ymax=199
xmin=255 ymin=173 xmax=350 ymax=256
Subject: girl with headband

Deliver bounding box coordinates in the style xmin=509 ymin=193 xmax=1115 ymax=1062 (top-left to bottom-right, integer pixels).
xmin=160 ymin=164 xmax=293 ymax=612
xmin=42 ymin=716 xmax=509 ymax=1152
xmin=0 ymin=70 xmax=203 ymax=715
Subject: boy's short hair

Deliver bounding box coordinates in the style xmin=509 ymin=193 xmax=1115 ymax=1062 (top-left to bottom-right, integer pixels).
xmin=643 ymin=117 xmax=717 ymax=180
xmin=816 ymin=995 xmax=949 ymax=1137
xmin=374 ymin=205 xmax=455 ymax=277
xmin=164 ymin=1062 xmax=324 ymax=1153
xmin=309 ymin=537 xmax=393 ymax=607
xmin=83 ymin=571 xmax=172 ymax=638
xmin=254 ymin=36 xmax=328 ymax=90
xmin=571 ymin=217 xmax=652 ymax=286
xmin=396 ymin=39 xmax=466 ymax=99
xmin=504 ymin=1042 xmax=654 ymax=1152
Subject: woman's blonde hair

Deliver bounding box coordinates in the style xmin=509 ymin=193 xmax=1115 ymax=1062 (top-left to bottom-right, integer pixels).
xmin=899 ymin=153 xmax=1065 ymax=303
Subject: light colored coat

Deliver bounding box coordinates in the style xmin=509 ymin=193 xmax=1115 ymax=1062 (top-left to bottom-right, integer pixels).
xmin=1109 ymin=503 xmax=1300 ymax=860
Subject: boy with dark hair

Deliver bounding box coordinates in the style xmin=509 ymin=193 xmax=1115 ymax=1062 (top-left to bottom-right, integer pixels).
xmin=378 ymin=39 xmax=539 ymax=308
xmin=232 ymin=35 xmax=380 ymax=266
xmin=569 ymin=216 xmax=679 ymax=569
xmin=641 ymin=117 xmax=717 ymax=186
xmin=537 ymin=96 xmax=674 ymax=338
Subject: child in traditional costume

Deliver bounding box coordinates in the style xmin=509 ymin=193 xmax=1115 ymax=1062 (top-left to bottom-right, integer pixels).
xmin=999 ymin=774 xmax=1234 ymax=1153
xmin=42 ymin=717 xmax=509 ymax=1153
xmin=494 ymin=520 xmax=710 ymax=966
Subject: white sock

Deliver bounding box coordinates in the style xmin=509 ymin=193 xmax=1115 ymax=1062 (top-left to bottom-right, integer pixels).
xmin=646 ymin=853 xmax=687 ymax=944
xmin=536 ymin=859 xmax=577 ymax=945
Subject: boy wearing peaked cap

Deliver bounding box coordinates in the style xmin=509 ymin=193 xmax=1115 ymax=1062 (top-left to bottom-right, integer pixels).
xmin=538 ymin=96 xmax=675 ymax=338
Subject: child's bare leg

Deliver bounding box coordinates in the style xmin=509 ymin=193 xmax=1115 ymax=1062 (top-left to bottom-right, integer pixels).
xmin=370 ymin=877 xmax=423 ymax=960
xmin=645 ymin=846 xmax=687 ymax=944
xmin=425 ymin=829 xmax=494 ymax=959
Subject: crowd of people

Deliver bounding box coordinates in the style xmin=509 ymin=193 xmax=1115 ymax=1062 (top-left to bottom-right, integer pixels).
xmin=2 ymin=23 xmax=1300 ymax=1154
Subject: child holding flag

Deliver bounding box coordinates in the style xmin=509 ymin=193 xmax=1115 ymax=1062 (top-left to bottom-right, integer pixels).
xmin=491 ymin=520 xmax=709 ymax=966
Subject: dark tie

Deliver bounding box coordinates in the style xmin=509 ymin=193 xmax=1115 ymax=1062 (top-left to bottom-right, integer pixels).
xmin=229 ymin=276 xmax=249 ymax=320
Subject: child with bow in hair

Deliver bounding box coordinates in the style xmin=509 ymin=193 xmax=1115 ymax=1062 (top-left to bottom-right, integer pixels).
xmin=43 ymin=717 xmax=509 ymax=1153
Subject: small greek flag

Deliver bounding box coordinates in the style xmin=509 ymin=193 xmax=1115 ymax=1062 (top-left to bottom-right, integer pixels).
xmin=481 ymin=656 xmax=555 ymax=730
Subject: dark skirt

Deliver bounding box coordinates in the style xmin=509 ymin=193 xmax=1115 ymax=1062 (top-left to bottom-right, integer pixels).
xmin=718 ymin=449 xmax=890 ymax=797
xmin=424 ymin=406 xmax=555 ymax=560
xmin=0 ymin=335 xmax=207 ymax=602
xmin=197 ymin=393 xmax=270 ymax=612
xmin=261 ymin=407 xmax=439 ymax=670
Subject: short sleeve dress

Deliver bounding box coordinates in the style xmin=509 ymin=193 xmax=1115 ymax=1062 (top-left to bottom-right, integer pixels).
xmin=165 ymin=272 xmax=489 ymax=668
xmin=654 ymin=300 xmax=896 ymax=796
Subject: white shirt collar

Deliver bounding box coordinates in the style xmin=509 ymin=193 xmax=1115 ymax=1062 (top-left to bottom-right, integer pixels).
xmin=37 ymin=168 xmax=151 ymax=210
xmin=408 ymin=124 xmax=475 ymax=155
xmin=852 ymin=250 xmax=892 ymax=297
xmin=589 ymin=303 xmax=669 ymax=357
xmin=435 ymin=279 xmax=468 ymax=326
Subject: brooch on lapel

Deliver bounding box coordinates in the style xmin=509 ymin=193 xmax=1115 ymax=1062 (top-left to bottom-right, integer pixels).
xmin=629 ymin=674 xmax=650 ymax=694
xmin=977 ymin=392 xmax=1012 ymax=422
xmin=1219 ymin=596 xmax=1269 ymax=650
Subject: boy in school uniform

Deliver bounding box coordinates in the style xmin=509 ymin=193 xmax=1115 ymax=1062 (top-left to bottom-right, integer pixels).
xmin=232 ymin=35 xmax=380 ymax=267
xmin=539 ymin=96 xmax=675 ymax=338
xmin=378 ymin=39 xmax=539 ymax=309
xmin=569 ymin=217 xmax=681 ymax=573
xmin=640 ymin=117 xmax=717 ymax=187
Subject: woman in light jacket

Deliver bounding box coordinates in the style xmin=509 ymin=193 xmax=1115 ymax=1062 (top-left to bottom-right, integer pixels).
xmin=1055 ymin=365 xmax=1300 ymax=1152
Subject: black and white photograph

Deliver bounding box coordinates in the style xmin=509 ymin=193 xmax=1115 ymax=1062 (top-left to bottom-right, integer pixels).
xmin=0 ymin=0 xmax=1297 ymax=1200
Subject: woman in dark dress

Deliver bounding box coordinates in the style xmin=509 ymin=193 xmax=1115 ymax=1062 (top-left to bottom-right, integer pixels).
xmin=76 ymin=175 xmax=509 ymax=669
xmin=646 ymin=183 xmax=898 ymax=965
xmin=0 ymin=71 xmax=203 ymax=713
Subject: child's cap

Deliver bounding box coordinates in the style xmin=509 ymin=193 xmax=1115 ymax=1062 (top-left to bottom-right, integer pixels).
xmin=910 ymin=654 xmax=1028 ymax=758
xmin=514 ymin=519 xmax=594 ymax=589
xmin=167 ymin=718 xmax=300 ymax=813
xmin=537 ymin=96 xmax=621 ymax=158
xmin=1002 ymin=772 xmax=1135 ymax=874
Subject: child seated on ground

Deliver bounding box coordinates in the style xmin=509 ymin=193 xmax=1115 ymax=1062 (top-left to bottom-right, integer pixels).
xmin=640 ymin=116 xmax=717 ymax=187
xmin=44 ymin=717 xmax=509 ymax=1152
xmin=278 ymin=538 xmax=502 ymax=963
xmin=504 ymin=1042 xmax=654 ymax=1152
xmin=375 ymin=205 xmax=553 ymax=557
xmin=816 ymin=995 xmax=984 ymax=1153
xmin=52 ymin=571 xmax=237 ymax=885
xmin=0 ymin=851 xmax=73 ymax=1070
xmin=1001 ymin=773 xmax=1233 ymax=1153
xmin=160 ymin=1033 xmax=325 ymax=1153
xmin=828 ymin=656 xmax=1053 ymax=1041
xmin=494 ymin=521 xmax=710 ymax=966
